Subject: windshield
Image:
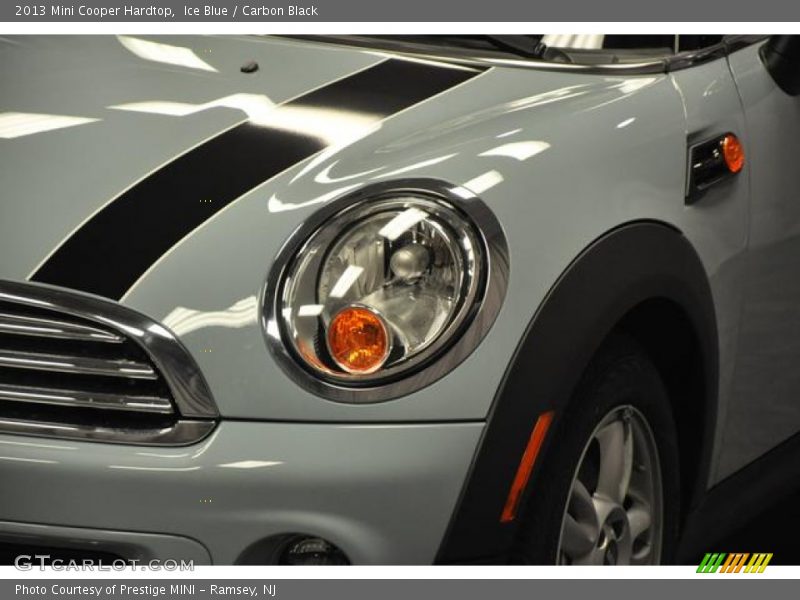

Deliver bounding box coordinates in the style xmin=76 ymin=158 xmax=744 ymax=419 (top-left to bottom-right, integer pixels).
xmin=348 ymin=35 xmax=727 ymax=64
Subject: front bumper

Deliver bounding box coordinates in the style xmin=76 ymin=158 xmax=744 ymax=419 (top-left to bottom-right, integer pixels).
xmin=0 ymin=420 xmax=483 ymax=565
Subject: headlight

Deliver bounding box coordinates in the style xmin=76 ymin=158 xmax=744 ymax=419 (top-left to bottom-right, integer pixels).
xmin=264 ymin=180 xmax=508 ymax=402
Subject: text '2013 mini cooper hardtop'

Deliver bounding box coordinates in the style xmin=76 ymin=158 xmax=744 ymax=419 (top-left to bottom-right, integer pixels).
xmin=2 ymin=34 xmax=800 ymax=565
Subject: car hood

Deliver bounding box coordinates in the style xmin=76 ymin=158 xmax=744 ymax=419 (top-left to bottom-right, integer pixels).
xmin=0 ymin=34 xmax=394 ymax=282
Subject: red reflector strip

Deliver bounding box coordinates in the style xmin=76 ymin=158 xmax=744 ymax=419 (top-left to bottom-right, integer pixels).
xmin=500 ymin=410 xmax=555 ymax=523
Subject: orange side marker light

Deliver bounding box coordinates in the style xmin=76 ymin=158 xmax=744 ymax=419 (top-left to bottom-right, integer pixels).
xmin=722 ymin=133 xmax=745 ymax=174
xmin=500 ymin=410 xmax=555 ymax=523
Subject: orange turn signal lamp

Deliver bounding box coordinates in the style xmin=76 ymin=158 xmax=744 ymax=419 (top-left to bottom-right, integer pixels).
xmin=327 ymin=305 xmax=391 ymax=374
xmin=721 ymin=133 xmax=745 ymax=174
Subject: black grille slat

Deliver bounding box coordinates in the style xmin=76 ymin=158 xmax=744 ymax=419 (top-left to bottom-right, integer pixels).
xmin=0 ymin=364 xmax=169 ymax=396
xmin=0 ymin=399 xmax=176 ymax=430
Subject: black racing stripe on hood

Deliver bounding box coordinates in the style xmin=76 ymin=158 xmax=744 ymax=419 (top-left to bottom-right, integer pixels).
xmin=31 ymin=59 xmax=482 ymax=300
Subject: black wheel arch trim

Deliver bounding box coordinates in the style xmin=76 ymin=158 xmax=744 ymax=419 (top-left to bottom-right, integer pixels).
xmin=435 ymin=220 xmax=719 ymax=564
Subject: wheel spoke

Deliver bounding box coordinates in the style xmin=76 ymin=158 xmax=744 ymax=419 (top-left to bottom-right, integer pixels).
xmin=561 ymin=513 xmax=596 ymax=558
xmin=591 ymin=495 xmax=619 ymax=531
xmin=570 ymin=480 xmax=596 ymax=521
xmin=585 ymin=547 xmax=608 ymax=566
xmin=628 ymin=504 xmax=652 ymax=539
xmin=631 ymin=538 xmax=654 ymax=565
xmin=561 ymin=480 xmax=599 ymax=561
xmin=595 ymin=419 xmax=633 ymax=503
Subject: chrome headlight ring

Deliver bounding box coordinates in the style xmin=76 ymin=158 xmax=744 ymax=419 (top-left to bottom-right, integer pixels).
xmin=263 ymin=179 xmax=509 ymax=403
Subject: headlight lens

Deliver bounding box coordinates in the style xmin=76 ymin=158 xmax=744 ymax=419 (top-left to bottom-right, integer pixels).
xmin=277 ymin=195 xmax=483 ymax=384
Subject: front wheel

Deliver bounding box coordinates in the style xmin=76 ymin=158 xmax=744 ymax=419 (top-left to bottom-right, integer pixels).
xmin=557 ymin=405 xmax=663 ymax=564
xmin=514 ymin=334 xmax=680 ymax=565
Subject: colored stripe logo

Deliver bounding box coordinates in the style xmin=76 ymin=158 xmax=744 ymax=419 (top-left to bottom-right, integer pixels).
xmin=697 ymin=552 xmax=773 ymax=573
xmin=31 ymin=59 xmax=482 ymax=300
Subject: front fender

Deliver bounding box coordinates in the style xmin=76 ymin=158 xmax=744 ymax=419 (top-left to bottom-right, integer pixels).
xmin=437 ymin=221 xmax=718 ymax=563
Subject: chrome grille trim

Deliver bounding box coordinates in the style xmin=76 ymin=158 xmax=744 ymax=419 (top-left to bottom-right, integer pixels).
xmin=0 ymin=417 xmax=216 ymax=446
xmin=0 ymin=280 xmax=218 ymax=445
xmin=0 ymin=349 xmax=158 ymax=380
xmin=0 ymin=311 xmax=124 ymax=343
xmin=0 ymin=383 xmax=173 ymax=414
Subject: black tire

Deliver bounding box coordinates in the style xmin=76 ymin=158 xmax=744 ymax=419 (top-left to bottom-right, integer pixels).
xmin=512 ymin=333 xmax=681 ymax=564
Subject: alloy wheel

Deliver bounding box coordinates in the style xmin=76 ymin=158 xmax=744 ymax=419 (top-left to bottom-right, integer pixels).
xmin=556 ymin=405 xmax=663 ymax=565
